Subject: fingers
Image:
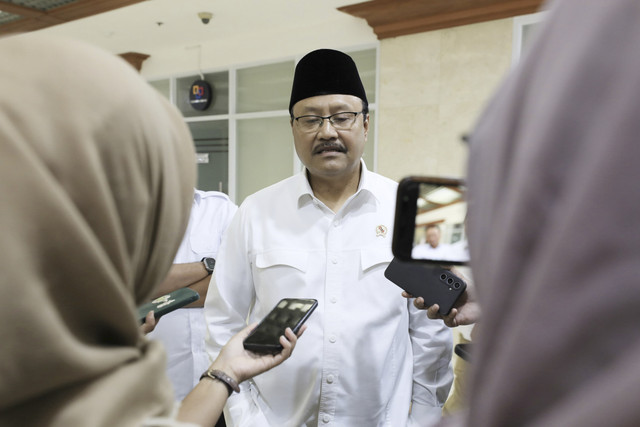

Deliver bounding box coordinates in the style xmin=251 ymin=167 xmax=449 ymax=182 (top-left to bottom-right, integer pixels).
xmin=424 ymin=304 xmax=459 ymax=327
xmin=279 ymin=324 xmax=305 ymax=350
xmin=411 ymin=298 xmax=460 ymax=328
xmin=278 ymin=327 xmax=298 ymax=358
xmin=426 ymin=304 xmax=441 ymax=319
xmin=283 ymin=327 xmax=297 ymax=343
xmin=140 ymin=311 xmax=156 ymax=335
xmin=295 ymin=324 xmax=307 ymax=337
xmin=146 ymin=310 xmax=155 ymax=324
xmin=442 ymin=309 xmax=459 ymax=328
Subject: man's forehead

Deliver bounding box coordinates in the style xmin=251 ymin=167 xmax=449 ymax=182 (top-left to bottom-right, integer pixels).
xmin=293 ymin=94 xmax=362 ymax=114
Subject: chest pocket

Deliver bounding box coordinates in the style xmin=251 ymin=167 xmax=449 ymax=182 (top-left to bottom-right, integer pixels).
xmin=255 ymin=250 xmax=308 ymax=273
xmin=361 ymin=246 xmax=393 ymax=272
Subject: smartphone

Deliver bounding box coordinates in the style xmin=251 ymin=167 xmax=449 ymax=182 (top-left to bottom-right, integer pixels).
xmin=384 ymin=257 xmax=467 ymax=315
xmin=137 ymin=288 xmax=200 ymax=324
xmin=243 ymin=298 xmax=318 ymax=354
xmin=392 ymin=176 xmax=469 ymax=265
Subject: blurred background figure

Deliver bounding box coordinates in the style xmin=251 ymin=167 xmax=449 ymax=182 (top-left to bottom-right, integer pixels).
xmin=148 ymin=189 xmax=237 ymax=402
xmin=413 ymin=224 xmax=453 ymax=260
xmin=464 ymin=0 xmax=640 ymax=425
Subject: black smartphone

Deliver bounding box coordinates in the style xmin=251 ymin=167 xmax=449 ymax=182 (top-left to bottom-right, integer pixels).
xmin=392 ymin=176 xmax=469 ymax=265
xmin=137 ymin=288 xmax=200 ymax=324
xmin=243 ymin=298 xmax=318 ymax=354
xmin=385 ymin=257 xmax=467 ymax=315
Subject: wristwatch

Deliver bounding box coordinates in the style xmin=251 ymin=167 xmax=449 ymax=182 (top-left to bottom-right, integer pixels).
xmin=201 ymin=257 xmax=216 ymax=275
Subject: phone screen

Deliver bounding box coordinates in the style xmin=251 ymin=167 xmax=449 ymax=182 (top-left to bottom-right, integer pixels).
xmin=392 ymin=176 xmax=469 ymax=265
xmin=243 ymin=298 xmax=317 ymax=354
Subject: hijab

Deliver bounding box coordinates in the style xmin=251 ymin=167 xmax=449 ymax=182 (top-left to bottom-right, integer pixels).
xmin=466 ymin=0 xmax=640 ymax=425
xmin=0 ymin=34 xmax=196 ymax=426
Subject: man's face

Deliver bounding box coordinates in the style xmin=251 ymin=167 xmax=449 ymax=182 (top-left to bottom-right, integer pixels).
xmin=291 ymin=94 xmax=368 ymax=182
xmin=426 ymin=227 xmax=440 ymax=248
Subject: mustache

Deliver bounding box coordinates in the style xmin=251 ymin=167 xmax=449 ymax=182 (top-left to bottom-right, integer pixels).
xmin=312 ymin=142 xmax=347 ymax=154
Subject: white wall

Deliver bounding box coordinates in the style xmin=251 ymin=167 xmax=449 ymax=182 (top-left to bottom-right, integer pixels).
xmin=377 ymin=19 xmax=513 ymax=182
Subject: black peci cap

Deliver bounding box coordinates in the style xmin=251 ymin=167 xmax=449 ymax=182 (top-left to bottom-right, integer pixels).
xmin=289 ymin=49 xmax=368 ymax=114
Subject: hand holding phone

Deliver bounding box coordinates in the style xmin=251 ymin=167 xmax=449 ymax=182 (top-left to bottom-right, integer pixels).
xmin=389 ymin=176 xmax=480 ymax=322
xmin=243 ymin=298 xmax=317 ymax=354
xmin=137 ymin=288 xmax=200 ymax=324
xmin=385 ymin=257 xmax=467 ymax=315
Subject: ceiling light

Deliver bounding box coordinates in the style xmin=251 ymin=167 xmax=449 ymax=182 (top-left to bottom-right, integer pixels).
xmin=424 ymin=187 xmax=461 ymax=205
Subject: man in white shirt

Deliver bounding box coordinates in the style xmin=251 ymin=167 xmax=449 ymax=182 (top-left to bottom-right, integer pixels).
xmin=204 ymin=49 xmax=453 ymax=426
xmin=149 ymin=189 xmax=237 ymax=401
xmin=412 ymin=224 xmax=452 ymax=260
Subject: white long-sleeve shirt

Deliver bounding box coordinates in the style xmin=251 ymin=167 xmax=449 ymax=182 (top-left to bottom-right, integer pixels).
xmin=205 ymin=163 xmax=453 ymax=426
xmin=149 ymin=190 xmax=237 ymax=400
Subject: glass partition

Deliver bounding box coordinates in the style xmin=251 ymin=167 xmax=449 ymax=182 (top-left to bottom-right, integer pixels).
xmin=188 ymin=120 xmax=229 ymax=194
xmin=236 ymin=117 xmax=294 ymax=202
xmin=349 ymin=49 xmax=377 ymax=106
xmin=237 ymin=61 xmax=295 ymax=113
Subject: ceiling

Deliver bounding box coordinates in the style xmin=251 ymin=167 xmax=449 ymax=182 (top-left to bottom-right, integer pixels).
xmin=1 ymin=0 xmax=544 ymax=59
xmin=0 ymin=0 xmax=369 ymax=56
xmin=0 ymin=0 xmax=144 ymax=33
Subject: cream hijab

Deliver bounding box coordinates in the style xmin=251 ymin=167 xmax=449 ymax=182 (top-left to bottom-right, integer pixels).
xmin=0 ymin=35 xmax=195 ymax=425
xmin=466 ymin=0 xmax=640 ymax=425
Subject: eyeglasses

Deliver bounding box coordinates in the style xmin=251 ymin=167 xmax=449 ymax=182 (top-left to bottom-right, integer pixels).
xmin=293 ymin=111 xmax=364 ymax=133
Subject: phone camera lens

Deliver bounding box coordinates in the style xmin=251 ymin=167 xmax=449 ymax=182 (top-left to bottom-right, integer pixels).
xmin=447 ymin=278 xmax=453 ymax=284
xmin=440 ymin=274 xmax=447 ymax=280
xmin=453 ymin=282 xmax=461 ymax=289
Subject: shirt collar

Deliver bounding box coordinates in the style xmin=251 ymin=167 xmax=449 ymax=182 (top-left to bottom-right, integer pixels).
xmin=193 ymin=188 xmax=203 ymax=205
xmin=295 ymin=159 xmax=379 ymax=208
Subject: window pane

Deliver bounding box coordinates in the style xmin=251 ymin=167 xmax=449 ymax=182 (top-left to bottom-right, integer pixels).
xmin=188 ymin=120 xmax=229 ymax=194
xmin=236 ymin=117 xmax=293 ymax=203
xmin=236 ymin=61 xmax=295 ymax=113
xmin=349 ymin=49 xmax=376 ymax=104
xmin=521 ymin=23 xmax=542 ymax=58
xmin=149 ymin=79 xmax=170 ymax=100
xmin=177 ymin=71 xmax=229 ymax=117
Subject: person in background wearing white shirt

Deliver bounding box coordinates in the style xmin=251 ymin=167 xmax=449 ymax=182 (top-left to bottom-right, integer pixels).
xmin=412 ymin=224 xmax=452 ymax=260
xmin=204 ymin=49 xmax=453 ymax=427
xmin=149 ymin=189 xmax=237 ymax=401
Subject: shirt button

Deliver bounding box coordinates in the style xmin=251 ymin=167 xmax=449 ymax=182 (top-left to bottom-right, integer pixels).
xmin=327 ymin=374 xmax=335 ymax=384
xmin=329 ymin=335 xmax=337 ymax=343
xmin=333 ymin=221 xmax=339 ymax=227
xmin=323 ymin=415 xmax=331 ymax=423
xmin=331 ymin=257 xmax=338 ymax=264
xmin=330 ymin=297 xmax=337 ymax=303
